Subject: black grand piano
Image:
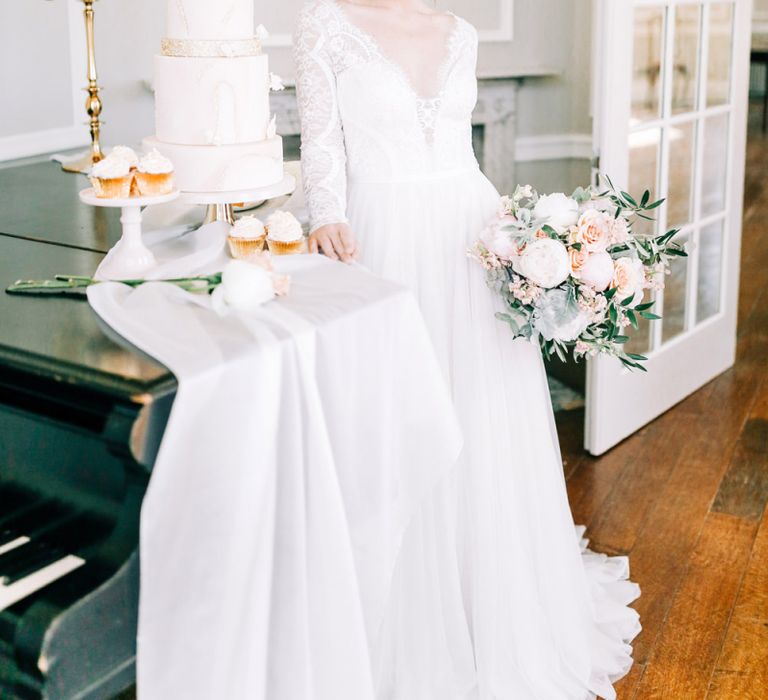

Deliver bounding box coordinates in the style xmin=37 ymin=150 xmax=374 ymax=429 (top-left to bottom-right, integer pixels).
xmin=0 ymin=162 xmax=177 ymax=699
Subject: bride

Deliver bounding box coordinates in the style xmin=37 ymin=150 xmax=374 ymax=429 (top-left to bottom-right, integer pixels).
xmin=294 ymin=1 xmax=641 ymax=697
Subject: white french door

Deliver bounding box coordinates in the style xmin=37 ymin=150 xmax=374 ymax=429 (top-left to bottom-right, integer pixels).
xmin=586 ymin=0 xmax=752 ymax=455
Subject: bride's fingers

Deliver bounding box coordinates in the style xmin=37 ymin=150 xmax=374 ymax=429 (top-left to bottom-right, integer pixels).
xmin=329 ymin=230 xmax=353 ymax=263
xmin=308 ymin=235 xmax=319 ymax=254
xmin=339 ymin=226 xmax=356 ymax=256
xmin=319 ymin=234 xmax=339 ymax=260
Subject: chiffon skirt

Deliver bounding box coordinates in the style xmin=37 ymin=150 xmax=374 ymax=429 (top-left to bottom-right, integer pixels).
xmin=346 ymin=168 xmax=642 ymax=700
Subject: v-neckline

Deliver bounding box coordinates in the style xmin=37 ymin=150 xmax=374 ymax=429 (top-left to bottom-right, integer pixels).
xmin=330 ymin=1 xmax=463 ymax=102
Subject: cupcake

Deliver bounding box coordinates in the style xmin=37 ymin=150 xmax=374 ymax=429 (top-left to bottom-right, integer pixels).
xmin=90 ymin=155 xmax=133 ymax=199
xmin=108 ymin=145 xmax=139 ymax=170
xmin=135 ymin=149 xmax=175 ymax=196
xmin=266 ymin=210 xmax=305 ymax=255
xmin=228 ymin=215 xmax=267 ymax=260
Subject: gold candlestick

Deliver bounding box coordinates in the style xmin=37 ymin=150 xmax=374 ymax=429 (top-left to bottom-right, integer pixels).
xmin=62 ymin=0 xmax=104 ymax=174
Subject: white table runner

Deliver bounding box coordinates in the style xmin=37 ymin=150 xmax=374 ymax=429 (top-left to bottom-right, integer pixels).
xmin=87 ymin=223 xmax=462 ymax=699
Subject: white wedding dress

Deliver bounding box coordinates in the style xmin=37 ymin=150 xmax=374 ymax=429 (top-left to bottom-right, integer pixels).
xmin=295 ymin=2 xmax=641 ymax=698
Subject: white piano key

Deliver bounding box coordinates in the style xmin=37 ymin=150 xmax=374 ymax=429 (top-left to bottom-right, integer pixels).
xmin=0 ymin=536 xmax=30 ymax=557
xmin=0 ymin=555 xmax=85 ymax=612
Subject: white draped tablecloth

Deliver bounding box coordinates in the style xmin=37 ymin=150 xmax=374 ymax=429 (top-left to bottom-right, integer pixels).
xmin=86 ymin=223 xmax=462 ymax=699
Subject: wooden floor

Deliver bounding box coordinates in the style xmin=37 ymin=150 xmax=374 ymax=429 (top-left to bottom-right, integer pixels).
xmin=555 ymin=102 xmax=768 ymax=699
xmin=110 ymin=108 xmax=768 ymax=700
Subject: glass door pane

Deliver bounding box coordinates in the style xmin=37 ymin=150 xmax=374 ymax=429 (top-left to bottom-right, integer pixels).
xmin=672 ymin=4 xmax=701 ymax=114
xmin=708 ymin=3 xmax=734 ymax=107
xmin=632 ymin=7 xmax=666 ymax=122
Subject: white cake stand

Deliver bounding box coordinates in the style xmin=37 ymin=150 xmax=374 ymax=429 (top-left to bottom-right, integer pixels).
xmin=79 ymin=187 xmax=180 ymax=280
xmin=178 ymin=173 xmax=296 ymax=225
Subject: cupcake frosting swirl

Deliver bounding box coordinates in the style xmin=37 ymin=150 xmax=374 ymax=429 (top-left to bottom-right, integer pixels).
xmin=109 ymin=145 xmax=139 ymax=168
xmin=139 ymin=149 xmax=174 ymax=174
xmin=91 ymin=155 xmax=131 ymax=179
xmin=231 ymin=215 xmax=266 ymax=239
xmin=267 ymin=211 xmax=303 ymax=242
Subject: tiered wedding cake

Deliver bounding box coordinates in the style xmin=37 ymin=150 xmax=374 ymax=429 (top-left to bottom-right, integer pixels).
xmin=144 ymin=0 xmax=284 ymax=194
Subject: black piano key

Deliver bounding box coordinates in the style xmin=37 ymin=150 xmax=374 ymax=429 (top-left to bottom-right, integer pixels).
xmin=2 ymin=546 xmax=69 ymax=586
xmin=0 ymin=540 xmax=51 ymax=578
xmin=0 ymin=501 xmax=69 ymax=546
xmin=0 ymin=513 xmax=106 ymax=582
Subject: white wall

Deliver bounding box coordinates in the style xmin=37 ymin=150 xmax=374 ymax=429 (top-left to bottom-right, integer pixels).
xmin=0 ymin=0 xmax=593 ymax=189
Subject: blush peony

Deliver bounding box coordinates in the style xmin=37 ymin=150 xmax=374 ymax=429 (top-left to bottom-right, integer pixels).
xmin=513 ymin=238 xmax=571 ymax=289
xmin=578 ymin=251 xmax=615 ymax=291
xmin=532 ymin=193 xmax=580 ymax=232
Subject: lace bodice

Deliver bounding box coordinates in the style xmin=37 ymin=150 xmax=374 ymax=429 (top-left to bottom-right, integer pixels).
xmin=294 ymin=0 xmax=481 ymax=232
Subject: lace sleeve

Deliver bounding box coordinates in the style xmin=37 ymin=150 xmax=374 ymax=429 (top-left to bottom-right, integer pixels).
xmin=294 ymin=4 xmax=349 ymax=234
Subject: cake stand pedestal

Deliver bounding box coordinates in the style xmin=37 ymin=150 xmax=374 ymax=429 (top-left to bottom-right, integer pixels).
xmin=78 ymin=188 xmax=180 ymax=280
xmin=179 ymin=173 xmax=296 ymax=225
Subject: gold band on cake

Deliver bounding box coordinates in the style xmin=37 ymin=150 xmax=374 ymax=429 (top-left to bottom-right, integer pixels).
xmin=160 ymin=37 xmax=262 ymax=58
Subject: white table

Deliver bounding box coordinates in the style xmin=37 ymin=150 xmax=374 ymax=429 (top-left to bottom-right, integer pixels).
xmin=86 ymin=223 xmax=462 ymax=700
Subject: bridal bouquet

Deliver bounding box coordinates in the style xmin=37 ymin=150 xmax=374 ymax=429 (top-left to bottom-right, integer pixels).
xmin=469 ymin=179 xmax=687 ymax=371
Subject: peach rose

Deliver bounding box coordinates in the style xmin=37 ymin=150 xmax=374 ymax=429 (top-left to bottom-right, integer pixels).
xmin=569 ymin=247 xmax=589 ymax=278
xmin=611 ymin=257 xmax=645 ymax=302
xmin=535 ymin=228 xmax=549 ymax=239
xmin=576 ymin=209 xmax=612 ymax=251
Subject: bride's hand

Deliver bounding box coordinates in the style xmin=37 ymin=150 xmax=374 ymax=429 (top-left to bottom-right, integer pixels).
xmin=309 ymin=223 xmax=358 ymax=263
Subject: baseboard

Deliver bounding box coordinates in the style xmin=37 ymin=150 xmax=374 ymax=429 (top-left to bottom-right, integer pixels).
xmin=514 ymin=133 xmax=593 ymax=162
xmin=0 ymin=126 xmax=90 ymax=162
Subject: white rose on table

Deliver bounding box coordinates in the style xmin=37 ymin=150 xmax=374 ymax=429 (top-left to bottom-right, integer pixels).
xmin=211 ymin=260 xmax=276 ymax=314
xmin=532 ymin=193 xmax=580 ymax=233
xmin=578 ymin=251 xmax=615 ymax=291
xmin=612 ymin=257 xmax=646 ymax=303
xmin=533 ymin=288 xmax=592 ymax=342
xmin=512 ymin=238 xmax=571 ymax=289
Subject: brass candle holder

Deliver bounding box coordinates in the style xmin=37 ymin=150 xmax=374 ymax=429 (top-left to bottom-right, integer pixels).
xmin=62 ymin=0 xmax=104 ymax=174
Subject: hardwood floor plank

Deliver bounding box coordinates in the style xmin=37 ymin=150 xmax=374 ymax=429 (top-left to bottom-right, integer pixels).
xmin=633 ymin=513 xmax=757 ymax=699
xmin=620 ymin=427 xmax=737 ymax=665
xmin=707 ymin=670 xmax=768 ymax=700
xmin=583 ymin=417 xmax=685 ymax=554
xmin=707 ymin=511 xmax=768 ymax=699
xmin=711 ymin=416 xmax=768 ymax=521
xmin=615 ymin=660 xmax=646 ymax=700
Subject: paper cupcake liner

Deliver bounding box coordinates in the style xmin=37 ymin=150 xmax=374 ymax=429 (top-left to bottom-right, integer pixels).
xmin=228 ymin=235 xmax=267 ymax=260
xmin=135 ymin=171 xmax=174 ymax=197
xmin=267 ymin=238 xmax=305 ymax=256
xmin=90 ymin=175 xmax=132 ymax=199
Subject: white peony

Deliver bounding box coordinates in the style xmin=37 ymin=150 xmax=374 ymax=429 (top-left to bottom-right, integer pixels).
xmin=211 ymin=260 xmax=275 ymax=314
xmin=533 ymin=288 xmax=592 ymax=342
xmin=532 ymin=193 xmax=580 ymax=232
xmin=513 ymin=238 xmax=571 ymax=289
xmin=578 ymin=251 xmax=615 ymax=291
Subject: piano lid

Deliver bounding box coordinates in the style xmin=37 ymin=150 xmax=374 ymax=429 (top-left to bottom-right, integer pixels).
xmin=0 ymin=234 xmax=174 ymax=399
xmin=0 ymin=161 xmax=122 ymax=251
